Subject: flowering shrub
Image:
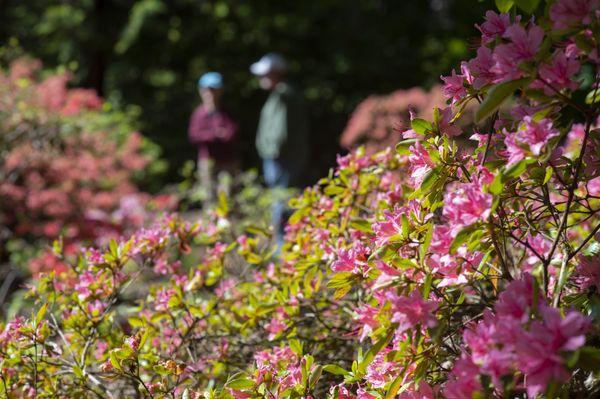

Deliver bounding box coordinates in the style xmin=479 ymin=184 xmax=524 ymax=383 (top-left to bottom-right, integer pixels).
xmin=339 ymin=85 xmax=448 ymax=154
xmin=340 ymin=85 xmax=479 ymax=155
xmin=2 ymin=1 xmax=600 ymax=398
xmin=0 ymin=58 xmax=172 ymax=275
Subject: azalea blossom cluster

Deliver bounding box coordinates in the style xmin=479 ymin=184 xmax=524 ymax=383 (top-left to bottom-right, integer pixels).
xmin=445 ymin=276 xmax=590 ymax=398
xmin=1 ymin=1 xmax=600 ymax=398
xmin=0 ymin=57 xmax=173 ymax=276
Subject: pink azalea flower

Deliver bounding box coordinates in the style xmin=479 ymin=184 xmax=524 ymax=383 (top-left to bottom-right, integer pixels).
xmin=441 ymin=69 xmax=468 ymax=103
xmin=503 ymin=117 xmax=560 ymax=164
xmin=125 ymin=334 xmax=140 ymax=351
xmin=524 ymin=234 xmax=552 ymax=269
xmin=518 ymin=117 xmax=560 ymax=155
xmin=278 ymin=364 xmax=302 ymax=391
xmin=365 ymin=349 xmax=398 ymax=388
xmin=0 ymin=316 xmax=25 ymax=345
xmin=492 ymin=24 xmax=544 ymax=82
xmin=355 ymin=304 xmax=380 ymax=341
xmin=503 ymin=24 xmax=545 ymax=59
xmin=154 ymin=288 xmax=175 ymax=311
xmin=356 ymin=388 xmax=377 ymax=399
xmin=74 ymin=271 xmax=96 ymax=300
xmin=574 ymin=253 xmax=600 ymax=292
xmin=385 ymin=290 xmax=437 ymax=333
xmin=550 ymin=0 xmax=599 ymax=29
xmin=443 ymin=177 xmax=493 ymax=231
xmin=87 ymin=299 xmax=106 ymax=316
xmin=228 ymin=389 xmax=252 ymax=399
xmin=408 ymin=142 xmax=435 ymax=188
xmin=94 ymin=341 xmax=108 ymax=359
xmin=464 ymin=311 xmax=514 ymax=386
xmin=444 ymin=355 xmax=482 ymax=399
xmin=330 ymin=384 xmax=355 ymax=399
xmin=437 ymin=107 xmax=462 ymax=137
xmin=215 ymin=278 xmax=236 ymax=298
xmin=265 ymin=308 xmax=288 ymax=340
xmin=331 ymin=243 xmax=370 ymax=275
xmin=495 ymin=275 xmax=538 ymax=322
xmin=465 ymin=46 xmax=497 ymax=89
xmin=504 ymin=132 xmax=527 ymax=165
xmin=372 ymin=208 xmax=404 ymax=246
xmin=398 ymin=381 xmax=436 ymax=399
xmin=516 ymin=307 xmax=590 ymax=397
xmin=587 ymin=176 xmax=600 ymax=196
xmin=476 ymin=11 xmax=513 ymax=44
xmin=533 ymin=50 xmax=580 ymax=94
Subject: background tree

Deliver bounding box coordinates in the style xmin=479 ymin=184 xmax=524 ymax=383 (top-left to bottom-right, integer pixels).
xmin=0 ymin=0 xmax=488 ymax=183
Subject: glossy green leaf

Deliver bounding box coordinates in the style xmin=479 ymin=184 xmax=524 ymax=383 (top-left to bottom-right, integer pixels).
xmin=475 ymin=78 xmax=531 ymax=123
xmin=323 ymin=364 xmax=349 ymax=376
xmin=411 ymin=118 xmax=432 ymax=135
xmin=450 ymin=224 xmax=480 ymax=254
xmin=495 ymin=0 xmax=514 ymax=12
xmin=515 ymin=0 xmax=540 ymax=13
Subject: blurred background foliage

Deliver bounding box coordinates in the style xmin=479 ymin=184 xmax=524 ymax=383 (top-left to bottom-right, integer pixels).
xmin=0 ymin=0 xmax=488 ymax=184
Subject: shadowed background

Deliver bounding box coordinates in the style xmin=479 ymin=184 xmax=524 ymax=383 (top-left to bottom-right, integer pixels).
xmin=0 ymin=0 xmax=488 ymax=186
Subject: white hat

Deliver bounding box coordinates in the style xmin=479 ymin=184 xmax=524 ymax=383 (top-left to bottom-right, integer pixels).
xmin=250 ymin=53 xmax=288 ymax=76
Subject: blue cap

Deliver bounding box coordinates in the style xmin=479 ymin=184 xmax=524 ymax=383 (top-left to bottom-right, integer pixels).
xmin=198 ymin=72 xmax=223 ymax=89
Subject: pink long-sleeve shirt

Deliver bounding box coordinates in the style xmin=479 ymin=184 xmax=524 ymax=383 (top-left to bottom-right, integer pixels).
xmin=188 ymin=105 xmax=238 ymax=164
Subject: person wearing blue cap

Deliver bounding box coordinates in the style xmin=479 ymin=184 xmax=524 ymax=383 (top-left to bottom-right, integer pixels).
xmin=188 ymin=72 xmax=238 ymax=202
xmin=250 ymin=53 xmax=309 ymax=246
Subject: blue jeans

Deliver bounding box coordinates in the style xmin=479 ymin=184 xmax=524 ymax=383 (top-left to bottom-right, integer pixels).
xmin=263 ymin=159 xmax=293 ymax=248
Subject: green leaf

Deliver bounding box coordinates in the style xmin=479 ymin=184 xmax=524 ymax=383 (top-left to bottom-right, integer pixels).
xmin=73 ymin=365 xmax=84 ymax=379
xmin=324 ymin=185 xmax=345 ymax=196
xmin=515 ymin=0 xmax=540 ymax=13
xmin=489 ymin=173 xmax=504 ymax=195
xmin=450 ymin=224 xmax=480 ymax=254
xmin=419 ymin=223 xmax=434 ymax=264
xmin=358 ymin=328 xmax=394 ymax=374
xmin=35 ymin=303 xmax=48 ymax=325
xmin=386 ymin=375 xmax=409 ymax=398
xmin=52 ymin=238 xmax=63 ymax=257
xmin=505 ymin=158 xmax=530 ymax=178
xmin=411 ymin=118 xmax=432 ymax=135
xmin=289 ymin=339 xmax=303 ymax=356
xmin=543 ymin=166 xmax=553 ymax=184
xmin=420 ymin=167 xmax=440 ymax=193
xmin=226 ymin=378 xmax=254 ymax=389
xmin=327 ymin=272 xmax=354 ymax=289
xmin=323 ymin=364 xmax=349 ymax=376
xmin=577 ymin=346 xmax=600 ymax=372
xmin=475 ymin=78 xmax=531 ymax=123
xmin=401 ymin=214 xmax=410 ymax=238
xmin=333 ymin=285 xmax=352 ymax=300
xmin=245 ymin=252 xmax=262 ymax=264
xmin=109 ymin=350 xmax=123 ymax=371
xmin=585 ymin=89 xmax=600 ymax=104
xmin=422 ymin=273 xmax=433 ymax=299
xmin=350 ymin=219 xmax=373 ymax=234
xmin=495 ymin=0 xmax=514 ymax=12
xmin=308 ymin=365 xmax=323 ymax=388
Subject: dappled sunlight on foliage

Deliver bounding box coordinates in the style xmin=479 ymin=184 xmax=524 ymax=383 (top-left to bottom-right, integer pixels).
xmin=1 ymin=1 xmax=600 ymax=398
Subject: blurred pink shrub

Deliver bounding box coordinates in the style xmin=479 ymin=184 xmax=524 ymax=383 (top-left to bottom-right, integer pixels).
xmin=0 ymin=57 xmax=174 ymax=275
xmin=340 ymin=86 xmax=449 ymax=153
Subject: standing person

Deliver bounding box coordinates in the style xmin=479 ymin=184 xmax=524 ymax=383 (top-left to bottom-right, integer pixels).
xmin=250 ymin=53 xmax=309 ymax=245
xmin=188 ymin=72 xmax=238 ymax=203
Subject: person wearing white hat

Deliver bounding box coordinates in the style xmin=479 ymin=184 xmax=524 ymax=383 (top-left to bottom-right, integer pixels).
xmin=251 ymin=53 xmax=309 ymax=246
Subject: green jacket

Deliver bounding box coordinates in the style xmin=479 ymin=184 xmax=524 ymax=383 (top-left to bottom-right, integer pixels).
xmin=255 ymin=83 xmax=309 ymax=164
